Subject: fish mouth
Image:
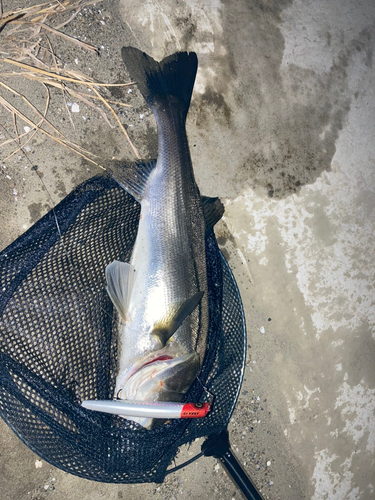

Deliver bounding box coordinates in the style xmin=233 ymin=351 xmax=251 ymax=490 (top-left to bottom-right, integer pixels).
xmin=118 ymin=351 xmax=200 ymax=403
xmin=140 ymin=354 xmax=173 ymax=369
xmin=121 ymin=349 xmax=174 ymax=386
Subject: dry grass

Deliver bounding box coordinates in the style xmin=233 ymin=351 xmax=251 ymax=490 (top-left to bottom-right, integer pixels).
xmin=0 ymin=0 xmax=140 ymax=166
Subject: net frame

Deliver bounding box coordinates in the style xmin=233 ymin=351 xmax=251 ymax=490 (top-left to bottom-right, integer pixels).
xmin=0 ymin=175 xmax=246 ymax=483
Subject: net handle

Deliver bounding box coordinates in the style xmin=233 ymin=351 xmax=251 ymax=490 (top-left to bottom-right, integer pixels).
xmin=202 ymin=429 xmax=264 ymax=500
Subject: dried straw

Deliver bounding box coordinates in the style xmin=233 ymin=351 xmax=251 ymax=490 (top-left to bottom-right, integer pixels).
xmin=3 ymin=60 xmax=133 ymax=87
xmin=0 ymin=0 xmax=139 ymax=166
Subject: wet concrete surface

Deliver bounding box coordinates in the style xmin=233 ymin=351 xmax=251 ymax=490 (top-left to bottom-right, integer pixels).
xmin=0 ymin=0 xmax=374 ymax=499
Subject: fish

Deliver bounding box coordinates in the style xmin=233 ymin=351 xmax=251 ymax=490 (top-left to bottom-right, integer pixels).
xmin=105 ymin=47 xmax=224 ymax=429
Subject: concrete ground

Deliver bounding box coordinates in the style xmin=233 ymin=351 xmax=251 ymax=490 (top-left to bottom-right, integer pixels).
xmin=0 ymin=0 xmax=374 ymax=499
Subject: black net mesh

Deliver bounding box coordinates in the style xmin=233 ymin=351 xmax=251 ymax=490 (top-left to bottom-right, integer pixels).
xmin=0 ymin=175 xmax=246 ymax=483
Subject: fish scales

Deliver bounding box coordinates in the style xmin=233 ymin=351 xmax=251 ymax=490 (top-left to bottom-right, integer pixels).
xmin=103 ymin=47 xmax=223 ymax=428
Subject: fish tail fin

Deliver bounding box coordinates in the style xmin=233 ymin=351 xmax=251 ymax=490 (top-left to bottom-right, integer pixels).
xmin=121 ymin=46 xmax=198 ymax=118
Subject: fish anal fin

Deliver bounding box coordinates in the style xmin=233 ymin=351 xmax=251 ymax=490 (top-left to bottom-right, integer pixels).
xmin=152 ymin=291 xmax=204 ymax=345
xmin=110 ymin=160 xmax=157 ymax=203
xmin=201 ymin=195 xmax=224 ymax=234
xmin=105 ymin=261 xmax=136 ymax=321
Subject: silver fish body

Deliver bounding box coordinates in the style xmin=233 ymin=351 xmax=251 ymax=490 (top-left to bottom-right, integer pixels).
xmin=105 ymin=48 xmax=223 ymax=428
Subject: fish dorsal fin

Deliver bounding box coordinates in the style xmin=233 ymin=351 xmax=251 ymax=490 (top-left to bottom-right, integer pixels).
xmin=105 ymin=261 xmax=136 ymax=321
xmin=111 ymin=160 xmax=157 ymax=203
xmin=152 ymin=291 xmax=204 ymax=345
xmin=201 ymin=196 xmax=225 ymax=234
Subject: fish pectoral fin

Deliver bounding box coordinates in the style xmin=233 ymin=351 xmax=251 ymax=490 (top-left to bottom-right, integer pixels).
xmin=111 ymin=160 xmax=157 ymax=203
xmin=105 ymin=260 xmax=136 ymax=321
xmin=201 ymin=196 xmax=225 ymax=234
xmin=152 ymin=291 xmax=204 ymax=345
